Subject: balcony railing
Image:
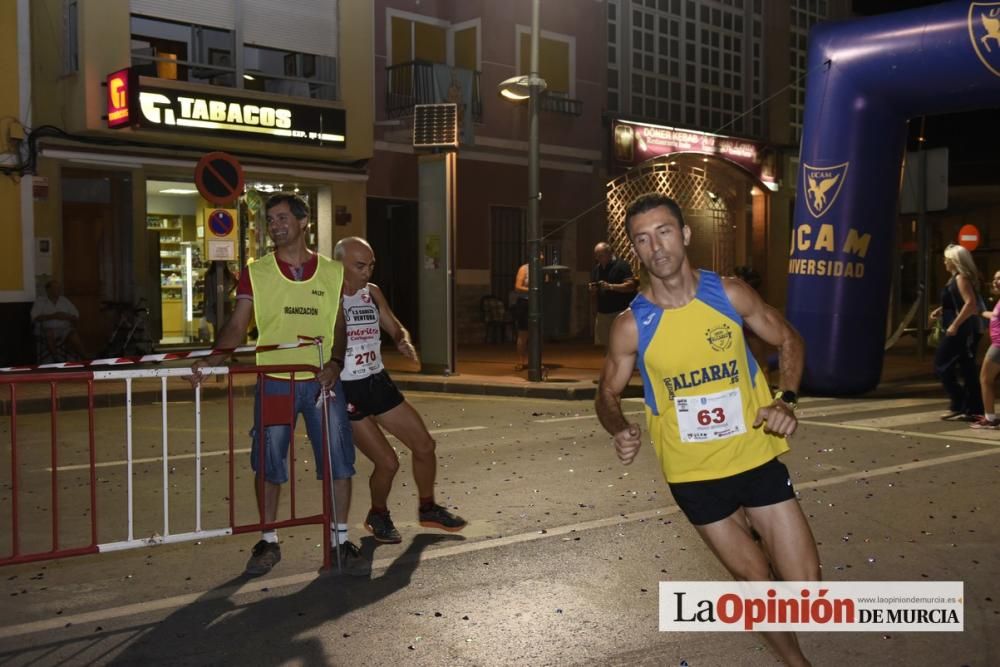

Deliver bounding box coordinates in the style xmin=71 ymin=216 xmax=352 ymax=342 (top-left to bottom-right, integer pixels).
xmin=386 ymin=60 xmax=482 ymax=122
xmin=540 ymin=93 xmax=583 ymax=116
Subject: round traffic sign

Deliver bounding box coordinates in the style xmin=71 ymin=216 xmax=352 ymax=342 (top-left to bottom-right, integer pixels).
xmin=957 ymin=224 xmax=980 ymax=251
xmin=195 ymin=152 xmax=244 ymax=205
xmin=208 ymin=210 xmax=235 ymax=237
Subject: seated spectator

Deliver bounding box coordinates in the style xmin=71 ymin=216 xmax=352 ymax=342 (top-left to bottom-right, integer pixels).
xmin=31 ymin=280 xmax=87 ymax=360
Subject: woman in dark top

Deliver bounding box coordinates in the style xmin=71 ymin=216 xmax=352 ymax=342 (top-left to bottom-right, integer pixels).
xmin=929 ymin=244 xmax=984 ymax=420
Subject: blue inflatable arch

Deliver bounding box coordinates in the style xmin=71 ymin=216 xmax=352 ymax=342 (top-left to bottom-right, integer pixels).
xmin=788 ymin=1 xmax=1000 ymax=394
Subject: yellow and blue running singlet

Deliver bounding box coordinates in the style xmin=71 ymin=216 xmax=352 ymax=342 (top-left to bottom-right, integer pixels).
xmin=632 ymin=270 xmax=788 ymax=483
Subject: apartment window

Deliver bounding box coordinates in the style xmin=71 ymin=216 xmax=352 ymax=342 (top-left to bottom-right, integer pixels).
xmin=243 ymin=45 xmax=337 ymax=100
xmin=789 ymin=0 xmax=832 ymax=143
xmin=622 ymin=0 xmax=761 ymax=132
xmin=130 ymin=15 xmax=236 ymax=87
xmin=129 ymin=0 xmax=340 ymax=101
xmin=64 ymin=0 xmax=79 ymax=74
xmin=608 ymin=0 xmax=621 ymax=87
xmin=517 ymin=27 xmax=575 ymax=96
xmin=390 ymin=15 xmax=447 ymax=65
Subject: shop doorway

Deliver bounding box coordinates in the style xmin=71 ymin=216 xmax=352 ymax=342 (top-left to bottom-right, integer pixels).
xmin=366 ymin=198 xmax=419 ymax=342
xmin=61 ymin=171 xmax=133 ymax=355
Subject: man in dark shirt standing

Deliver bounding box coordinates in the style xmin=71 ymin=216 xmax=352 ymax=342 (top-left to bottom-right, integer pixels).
xmin=589 ymin=242 xmax=638 ymax=348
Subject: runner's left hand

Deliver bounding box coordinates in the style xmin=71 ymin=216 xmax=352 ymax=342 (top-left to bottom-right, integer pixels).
xmin=752 ymin=402 xmax=797 ymax=436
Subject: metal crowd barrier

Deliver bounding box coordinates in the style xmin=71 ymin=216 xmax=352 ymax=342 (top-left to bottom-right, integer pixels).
xmin=0 ymin=364 xmax=335 ymax=570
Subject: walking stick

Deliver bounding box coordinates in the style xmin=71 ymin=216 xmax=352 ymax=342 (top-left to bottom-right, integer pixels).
xmin=317 ymin=339 xmax=343 ymax=573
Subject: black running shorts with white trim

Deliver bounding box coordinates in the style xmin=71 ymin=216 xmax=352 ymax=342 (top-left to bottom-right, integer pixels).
xmin=667 ymin=457 xmax=796 ymax=526
xmin=342 ymin=370 xmax=406 ymax=421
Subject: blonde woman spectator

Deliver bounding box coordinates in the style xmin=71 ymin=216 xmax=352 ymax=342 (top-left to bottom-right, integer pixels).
xmin=929 ymin=244 xmax=985 ymax=421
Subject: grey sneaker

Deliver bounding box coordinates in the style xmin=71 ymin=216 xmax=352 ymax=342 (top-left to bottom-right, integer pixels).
xmin=365 ymin=510 xmax=403 ymax=544
xmin=418 ymin=504 xmax=467 ymax=532
xmin=331 ymin=540 xmax=371 ymax=577
xmin=245 ymin=540 xmax=281 ymax=576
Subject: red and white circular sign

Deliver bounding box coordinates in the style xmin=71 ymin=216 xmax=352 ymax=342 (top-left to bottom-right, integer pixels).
xmin=957 ymin=224 xmax=980 ymax=251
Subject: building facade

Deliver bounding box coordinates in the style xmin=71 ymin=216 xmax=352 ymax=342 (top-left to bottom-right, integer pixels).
xmin=605 ymin=0 xmax=851 ymax=307
xmin=3 ymin=0 xmax=372 ymax=361
xmin=369 ymin=0 xmax=609 ymax=345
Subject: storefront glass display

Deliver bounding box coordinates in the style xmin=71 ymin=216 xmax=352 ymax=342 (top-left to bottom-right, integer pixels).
xmin=146 ymin=179 xmax=325 ymax=347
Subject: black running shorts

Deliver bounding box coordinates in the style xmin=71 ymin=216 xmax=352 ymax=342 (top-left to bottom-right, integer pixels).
xmin=667 ymin=458 xmax=796 ymax=526
xmin=342 ymin=370 xmax=406 ymax=421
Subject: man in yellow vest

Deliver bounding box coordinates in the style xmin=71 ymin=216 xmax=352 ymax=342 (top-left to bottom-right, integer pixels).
xmin=596 ymin=193 xmax=818 ymax=666
xmin=190 ymin=193 xmax=368 ymax=577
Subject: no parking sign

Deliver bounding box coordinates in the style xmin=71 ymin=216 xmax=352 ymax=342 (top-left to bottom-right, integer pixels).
xmin=205 ymin=208 xmax=238 ymax=260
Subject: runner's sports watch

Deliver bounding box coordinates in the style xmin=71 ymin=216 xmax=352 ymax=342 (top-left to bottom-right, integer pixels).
xmin=773 ymin=389 xmax=798 ymax=410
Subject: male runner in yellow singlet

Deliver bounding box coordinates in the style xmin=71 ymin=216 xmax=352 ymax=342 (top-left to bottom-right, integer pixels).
xmin=596 ymin=193 xmax=819 ymax=667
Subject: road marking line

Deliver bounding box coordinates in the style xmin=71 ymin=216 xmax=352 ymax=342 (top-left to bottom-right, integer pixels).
xmin=838 ymin=409 xmax=959 ymax=428
xmin=798 ymin=419 xmax=1000 ymax=446
xmin=49 ymin=448 xmax=248 ymax=472
xmin=45 ymin=425 xmax=488 ymax=472
xmin=796 ymin=397 xmax=940 ymax=419
xmin=6 ymin=444 xmax=999 ymax=639
xmin=534 ymin=410 xmax=644 ymax=423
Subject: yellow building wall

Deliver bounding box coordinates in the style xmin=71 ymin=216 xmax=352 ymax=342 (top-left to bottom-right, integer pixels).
xmin=0 ymin=0 xmax=23 ymax=293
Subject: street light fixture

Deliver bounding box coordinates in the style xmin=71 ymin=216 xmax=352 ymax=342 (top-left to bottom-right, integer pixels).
xmin=497 ymin=0 xmax=545 ymax=382
xmin=498 ymin=74 xmax=547 ymax=101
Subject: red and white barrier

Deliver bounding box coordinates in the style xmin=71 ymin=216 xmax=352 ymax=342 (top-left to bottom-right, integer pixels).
xmin=0 ymin=340 xmax=337 ymax=570
xmin=0 ymin=336 xmax=321 ymax=373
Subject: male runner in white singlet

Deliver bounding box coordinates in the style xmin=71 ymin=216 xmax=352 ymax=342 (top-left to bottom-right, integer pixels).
xmin=333 ymin=237 xmax=467 ymax=542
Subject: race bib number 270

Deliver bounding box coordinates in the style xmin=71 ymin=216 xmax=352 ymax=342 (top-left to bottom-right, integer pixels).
xmin=674 ymin=388 xmax=746 ymax=442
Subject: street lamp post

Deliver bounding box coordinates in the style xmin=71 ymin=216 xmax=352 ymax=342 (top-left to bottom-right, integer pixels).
xmin=498 ymin=0 xmax=545 ymax=382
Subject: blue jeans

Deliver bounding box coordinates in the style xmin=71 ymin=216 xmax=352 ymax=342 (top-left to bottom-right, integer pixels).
xmin=250 ymin=376 xmax=355 ymax=484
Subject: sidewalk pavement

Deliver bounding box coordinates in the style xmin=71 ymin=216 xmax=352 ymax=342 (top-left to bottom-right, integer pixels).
xmin=0 ymin=337 xmax=939 ymax=415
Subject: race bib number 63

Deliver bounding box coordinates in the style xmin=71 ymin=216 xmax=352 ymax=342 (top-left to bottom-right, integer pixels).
xmin=674 ymin=388 xmax=746 ymax=442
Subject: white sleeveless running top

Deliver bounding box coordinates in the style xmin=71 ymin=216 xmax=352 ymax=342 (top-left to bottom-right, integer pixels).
xmin=340 ymin=285 xmax=385 ymax=380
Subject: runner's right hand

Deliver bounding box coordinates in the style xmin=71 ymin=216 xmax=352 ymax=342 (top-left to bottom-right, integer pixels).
xmin=613 ymin=423 xmax=642 ymax=465
xmin=396 ymin=339 xmax=419 ymax=362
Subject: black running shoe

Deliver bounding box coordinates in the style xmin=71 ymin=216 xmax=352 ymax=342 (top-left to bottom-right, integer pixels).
xmin=365 ymin=510 xmax=402 ymax=544
xmin=418 ymin=504 xmax=467 ymax=532
xmin=245 ymin=540 xmax=281 ymax=576
xmin=331 ymin=540 xmax=371 ymax=577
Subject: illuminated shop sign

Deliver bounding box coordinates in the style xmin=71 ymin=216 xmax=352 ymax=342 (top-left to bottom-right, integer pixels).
xmin=106 ymin=68 xmax=135 ymax=129
xmin=612 ymin=119 xmax=775 ymax=185
xmin=104 ymin=68 xmax=346 ymax=147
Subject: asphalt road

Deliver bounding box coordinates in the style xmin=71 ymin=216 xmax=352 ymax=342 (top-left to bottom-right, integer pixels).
xmin=0 ymin=387 xmax=997 ymax=666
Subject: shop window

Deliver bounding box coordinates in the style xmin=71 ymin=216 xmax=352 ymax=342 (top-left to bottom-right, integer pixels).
xmin=490 ymin=206 xmax=526 ymax=303
xmin=542 ymin=220 xmax=566 ymax=267
xmin=146 ymin=179 xmax=329 ymax=346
